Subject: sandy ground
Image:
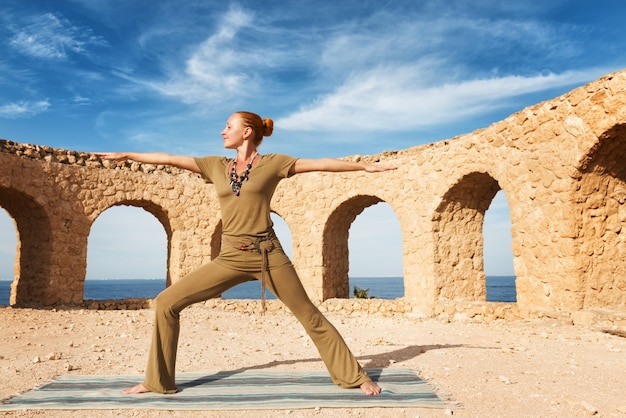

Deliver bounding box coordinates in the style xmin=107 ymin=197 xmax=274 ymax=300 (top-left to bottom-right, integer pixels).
xmin=1 ymin=303 xmax=625 ymax=418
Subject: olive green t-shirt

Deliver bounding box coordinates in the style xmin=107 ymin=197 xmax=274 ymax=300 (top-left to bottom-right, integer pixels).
xmin=194 ymin=154 xmax=298 ymax=237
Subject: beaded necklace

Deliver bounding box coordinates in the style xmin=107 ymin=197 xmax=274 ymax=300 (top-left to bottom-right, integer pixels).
xmin=229 ymin=152 xmax=257 ymax=196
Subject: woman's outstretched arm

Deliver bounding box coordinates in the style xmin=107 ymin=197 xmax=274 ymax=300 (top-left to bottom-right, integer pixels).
xmin=94 ymin=152 xmax=201 ymax=173
xmin=289 ymin=158 xmax=397 ymax=175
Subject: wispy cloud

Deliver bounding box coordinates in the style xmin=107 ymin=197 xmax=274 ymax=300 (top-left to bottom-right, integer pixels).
xmin=72 ymin=95 xmax=92 ymax=106
xmin=272 ymin=6 xmax=603 ymax=132
xmin=128 ymin=5 xmax=320 ymax=109
xmin=0 ymin=100 xmax=50 ymax=118
xmin=8 ymin=12 xmax=106 ymax=60
xmin=122 ymin=2 xmax=607 ymax=135
xmin=132 ymin=5 xmax=263 ymax=105
xmin=276 ymin=67 xmax=611 ymax=132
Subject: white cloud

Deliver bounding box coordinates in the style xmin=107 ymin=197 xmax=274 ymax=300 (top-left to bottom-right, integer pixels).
xmin=276 ymin=67 xmax=612 ymax=132
xmin=72 ymin=95 xmax=92 ymax=106
xmin=9 ymin=12 xmax=106 ymax=60
xmin=129 ymin=5 xmax=322 ymax=108
xmin=138 ymin=6 xmax=265 ymax=105
xmin=115 ymin=3 xmax=603 ymax=134
xmin=121 ymin=2 xmax=600 ymax=131
xmin=0 ymin=100 xmax=50 ymax=118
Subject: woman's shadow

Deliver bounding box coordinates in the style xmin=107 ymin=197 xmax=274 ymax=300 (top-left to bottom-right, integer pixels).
xmin=178 ymin=343 xmax=462 ymax=389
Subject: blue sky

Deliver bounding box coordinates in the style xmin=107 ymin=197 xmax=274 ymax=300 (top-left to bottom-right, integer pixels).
xmin=1 ymin=0 xmax=625 ymax=282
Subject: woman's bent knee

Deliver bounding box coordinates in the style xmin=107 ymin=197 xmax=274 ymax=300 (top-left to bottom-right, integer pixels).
xmin=154 ymin=291 xmax=181 ymax=320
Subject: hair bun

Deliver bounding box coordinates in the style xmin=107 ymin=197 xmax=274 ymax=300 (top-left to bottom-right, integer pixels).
xmin=263 ymin=118 xmax=274 ymax=137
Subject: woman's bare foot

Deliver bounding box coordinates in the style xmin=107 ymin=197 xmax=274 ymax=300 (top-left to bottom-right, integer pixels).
xmin=122 ymin=383 xmax=151 ymax=395
xmin=360 ymin=380 xmax=382 ymax=396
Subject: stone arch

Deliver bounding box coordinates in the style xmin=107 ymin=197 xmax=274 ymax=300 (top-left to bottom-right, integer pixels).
xmin=575 ymin=123 xmax=626 ymax=309
xmin=90 ymin=200 xmax=173 ymax=287
xmin=433 ymin=172 xmax=501 ymax=301
xmin=322 ymin=194 xmax=384 ymax=300
xmin=0 ymin=187 xmax=53 ymax=305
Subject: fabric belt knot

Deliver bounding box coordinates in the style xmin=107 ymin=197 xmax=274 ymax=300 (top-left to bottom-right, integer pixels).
xmin=227 ymin=232 xmax=276 ymax=312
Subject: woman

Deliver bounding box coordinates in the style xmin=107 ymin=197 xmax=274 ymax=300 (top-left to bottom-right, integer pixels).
xmin=96 ymin=111 xmax=396 ymax=396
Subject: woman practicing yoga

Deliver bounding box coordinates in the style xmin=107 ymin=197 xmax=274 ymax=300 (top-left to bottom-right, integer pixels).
xmin=96 ymin=111 xmax=396 ymax=396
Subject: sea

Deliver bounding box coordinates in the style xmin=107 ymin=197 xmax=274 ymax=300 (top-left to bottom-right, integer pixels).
xmin=0 ymin=276 xmax=516 ymax=305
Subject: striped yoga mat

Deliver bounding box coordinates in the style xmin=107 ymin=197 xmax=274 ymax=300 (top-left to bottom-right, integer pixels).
xmin=0 ymin=368 xmax=444 ymax=411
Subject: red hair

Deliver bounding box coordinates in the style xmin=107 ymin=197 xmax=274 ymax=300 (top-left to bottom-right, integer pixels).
xmin=235 ymin=111 xmax=273 ymax=145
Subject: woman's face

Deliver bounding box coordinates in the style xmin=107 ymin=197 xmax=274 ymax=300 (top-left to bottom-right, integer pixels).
xmin=221 ymin=114 xmax=250 ymax=149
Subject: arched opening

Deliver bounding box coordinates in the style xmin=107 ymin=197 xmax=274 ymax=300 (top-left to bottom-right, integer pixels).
xmin=323 ymin=195 xmax=402 ymax=300
xmin=348 ymin=202 xmax=403 ymax=299
xmin=0 ymin=208 xmax=17 ymax=306
xmin=576 ymin=123 xmax=626 ymax=309
xmin=433 ymin=172 xmax=501 ymax=301
xmin=86 ymin=205 xmax=168 ymax=300
xmin=483 ymin=190 xmax=516 ymax=302
xmin=0 ymin=187 xmax=52 ymax=305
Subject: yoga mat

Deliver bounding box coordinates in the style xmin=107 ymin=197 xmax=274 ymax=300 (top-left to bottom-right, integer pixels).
xmin=0 ymin=368 xmax=445 ymax=411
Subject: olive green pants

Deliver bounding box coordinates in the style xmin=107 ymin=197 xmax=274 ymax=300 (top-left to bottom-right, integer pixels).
xmin=141 ymin=250 xmax=370 ymax=393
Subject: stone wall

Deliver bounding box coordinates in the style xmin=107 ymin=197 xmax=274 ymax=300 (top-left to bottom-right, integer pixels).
xmin=1 ymin=70 xmax=626 ymax=324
